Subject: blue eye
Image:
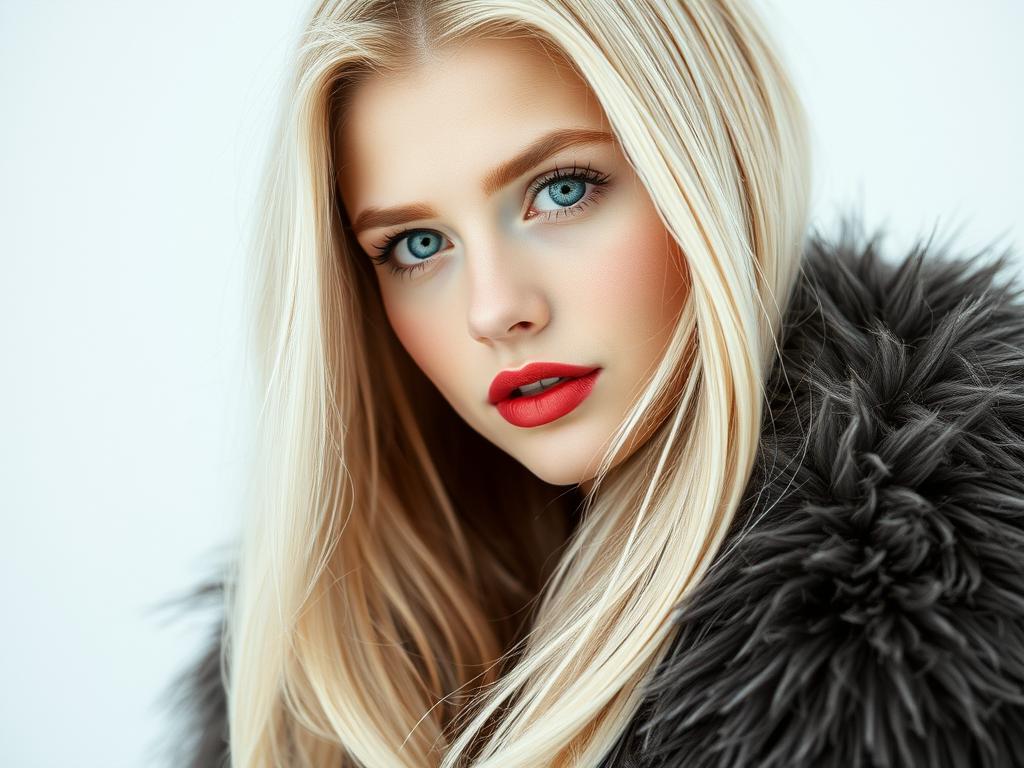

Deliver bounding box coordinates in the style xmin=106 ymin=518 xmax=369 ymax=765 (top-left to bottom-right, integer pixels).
xmin=393 ymin=229 xmax=444 ymax=261
xmin=406 ymin=230 xmax=443 ymax=259
xmin=537 ymin=177 xmax=586 ymax=208
xmin=368 ymin=162 xmax=612 ymax=278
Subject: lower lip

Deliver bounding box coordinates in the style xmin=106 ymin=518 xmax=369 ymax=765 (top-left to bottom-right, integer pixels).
xmin=495 ymin=369 xmax=601 ymax=428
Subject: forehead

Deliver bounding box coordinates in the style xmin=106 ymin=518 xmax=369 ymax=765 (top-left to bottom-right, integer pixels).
xmin=336 ymin=36 xmax=610 ymax=206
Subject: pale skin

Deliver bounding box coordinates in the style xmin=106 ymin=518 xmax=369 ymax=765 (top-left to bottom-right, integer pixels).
xmin=337 ymin=36 xmax=690 ymax=493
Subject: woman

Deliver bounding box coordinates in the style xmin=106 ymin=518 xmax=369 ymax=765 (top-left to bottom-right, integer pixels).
xmin=165 ymin=1 xmax=1024 ymax=766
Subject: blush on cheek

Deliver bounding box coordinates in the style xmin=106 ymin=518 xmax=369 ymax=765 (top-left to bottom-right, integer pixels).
xmin=382 ymin=298 xmax=453 ymax=395
xmin=384 ymin=300 xmax=423 ymax=359
xmin=621 ymin=202 xmax=689 ymax=311
xmin=576 ymin=212 xmax=685 ymax=344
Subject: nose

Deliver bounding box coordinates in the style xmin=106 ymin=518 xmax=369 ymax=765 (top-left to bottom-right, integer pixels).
xmin=465 ymin=243 xmax=550 ymax=345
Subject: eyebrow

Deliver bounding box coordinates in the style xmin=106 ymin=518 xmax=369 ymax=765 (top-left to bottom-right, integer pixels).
xmin=350 ymin=127 xmax=616 ymax=234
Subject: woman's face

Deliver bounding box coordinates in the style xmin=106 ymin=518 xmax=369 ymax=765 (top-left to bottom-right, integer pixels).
xmin=337 ymin=36 xmax=689 ymax=488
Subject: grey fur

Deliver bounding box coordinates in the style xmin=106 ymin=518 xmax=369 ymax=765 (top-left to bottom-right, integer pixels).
xmin=164 ymin=224 xmax=1024 ymax=767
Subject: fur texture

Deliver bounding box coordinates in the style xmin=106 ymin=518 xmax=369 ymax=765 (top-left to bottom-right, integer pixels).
xmin=164 ymin=226 xmax=1024 ymax=767
xmin=602 ymin=226 xmax=1024 ymax=767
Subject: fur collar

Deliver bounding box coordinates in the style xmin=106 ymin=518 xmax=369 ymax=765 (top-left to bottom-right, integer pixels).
xmin=166 ymin=227 xmax=1024 ymax=767
xmin=601 ymin=228 xmax=1024 ymax=767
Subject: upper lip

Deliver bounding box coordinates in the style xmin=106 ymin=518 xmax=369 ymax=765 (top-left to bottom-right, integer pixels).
xmin=488 ymin=362 xmax=600 ymax=404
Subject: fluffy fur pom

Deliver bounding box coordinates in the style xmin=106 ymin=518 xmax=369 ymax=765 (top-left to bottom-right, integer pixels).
xmin=603 ymin=225 xmax=1024 ymax=767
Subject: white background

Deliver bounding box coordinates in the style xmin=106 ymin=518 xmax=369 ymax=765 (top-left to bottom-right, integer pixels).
xmin=2 ymin=2 xmax=1021 ymax=766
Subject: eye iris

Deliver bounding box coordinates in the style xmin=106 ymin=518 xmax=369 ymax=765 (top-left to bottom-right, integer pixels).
xmin=408 ymin=230 xmax=442 ymax=259
xmin=547 ymin=178 xmax=586 ymax=207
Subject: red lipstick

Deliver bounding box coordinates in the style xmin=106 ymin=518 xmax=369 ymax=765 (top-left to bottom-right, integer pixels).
xmin=489 ymin=362 xmax=602 ymax=428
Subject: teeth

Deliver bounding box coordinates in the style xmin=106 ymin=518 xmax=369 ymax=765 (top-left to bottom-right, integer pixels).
xmin=512 ymin=377 xmax=567 ymax=398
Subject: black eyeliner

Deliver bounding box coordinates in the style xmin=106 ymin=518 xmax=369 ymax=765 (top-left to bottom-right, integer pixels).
xmin=368 ymin=161 xmax=614 ymax=275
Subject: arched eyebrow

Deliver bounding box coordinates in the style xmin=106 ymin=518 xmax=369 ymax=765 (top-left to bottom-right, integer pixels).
xmin=350 ymin=127 xmax=615 ymax=234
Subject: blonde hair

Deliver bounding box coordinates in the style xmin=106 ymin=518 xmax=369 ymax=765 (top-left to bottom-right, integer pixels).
xmin=224 ymin=0 xmax=811 ymax=765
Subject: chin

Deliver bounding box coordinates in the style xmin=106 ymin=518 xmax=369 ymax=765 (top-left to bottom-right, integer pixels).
xmin=517 ymin=453 xmax=597 ymax=488
xmin=529 ymin=466 xmax=581 ymax=487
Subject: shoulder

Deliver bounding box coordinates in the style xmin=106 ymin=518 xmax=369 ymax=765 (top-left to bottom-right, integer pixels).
xmin=607 ymin=227 xmax=1024 ymax=767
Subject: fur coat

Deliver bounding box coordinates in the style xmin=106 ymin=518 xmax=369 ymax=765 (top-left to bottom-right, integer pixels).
xmin=165 ymin=227 xmax=1024 ymax=767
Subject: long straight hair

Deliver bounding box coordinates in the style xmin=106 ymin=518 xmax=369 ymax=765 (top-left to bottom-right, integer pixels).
xmin=224 ymin=0 xmax=811 ymax=765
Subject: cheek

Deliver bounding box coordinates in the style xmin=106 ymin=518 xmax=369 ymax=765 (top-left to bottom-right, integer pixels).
xmin=381 ymin=292 xmax=432 ymax=369
xmin=569 ymin=202 xmax=689 ymax=355
xmin=380 ymin=289 xmax=464 ymax=401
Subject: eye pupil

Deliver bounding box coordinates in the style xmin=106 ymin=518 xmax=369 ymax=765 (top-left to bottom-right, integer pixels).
xmin=547 ymin=178 xmax=586 ymax=207
xmin=408 ymin=230 xmax=441 ymax=259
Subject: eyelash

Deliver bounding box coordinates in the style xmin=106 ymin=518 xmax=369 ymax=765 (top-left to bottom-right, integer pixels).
xmin=368 ymin=162 xmax=613 ymax=278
